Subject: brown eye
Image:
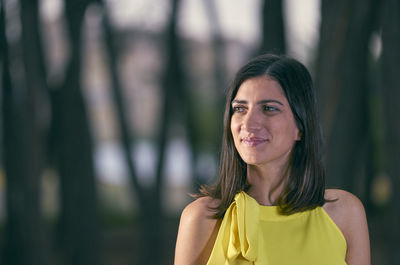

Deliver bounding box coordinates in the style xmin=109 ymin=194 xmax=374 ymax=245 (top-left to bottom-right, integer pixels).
xmin=263 ymin=105 xmax=279 ymax=112
xmin=232 ymin=106 xmax=245 ymax=113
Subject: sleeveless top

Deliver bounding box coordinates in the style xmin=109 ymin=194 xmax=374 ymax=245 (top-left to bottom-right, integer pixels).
xmin=206 ymin=191 xmax=347 ymax=265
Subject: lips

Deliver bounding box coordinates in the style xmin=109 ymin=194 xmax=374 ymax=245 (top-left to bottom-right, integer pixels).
xmin=241 ymin=137 xmax=268 ymax=147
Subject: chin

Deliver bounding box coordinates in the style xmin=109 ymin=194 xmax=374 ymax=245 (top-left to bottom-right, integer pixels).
xmin=241 ymin=155 xmax=265 ymax=166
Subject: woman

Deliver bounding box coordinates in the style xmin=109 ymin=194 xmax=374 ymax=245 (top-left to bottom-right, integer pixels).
xmin=174 ymin=54 xmax=370 ymax=265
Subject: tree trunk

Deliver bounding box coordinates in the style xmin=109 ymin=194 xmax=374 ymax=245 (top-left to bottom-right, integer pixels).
xmin=101 ymin=1 xmax=186 ymax=263
xmin=203 ymin=0 xmax=227 ymax=184
xmin=1 ymin=0 xmax=52 ymax=264
xmin=101 ymin=4 xmax=146 ymax=211
xmin=100 ymin=7 xmax=154 ymax=264
xmin=381 ymin=0 xmax=400 ymax=263
xmin=149 ymin=0 xmax=183 ymax=263
xmin=259 ymin=0 xmax=286 ymax=54
xmin=315 ymin=0 xmax=379 ymax=194
xmin=54 ymin=1 xmax=101 ymax=265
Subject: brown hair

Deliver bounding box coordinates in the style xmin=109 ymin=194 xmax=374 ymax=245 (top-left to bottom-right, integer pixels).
xmin=199 ymin=54 xmax=326 ymax=218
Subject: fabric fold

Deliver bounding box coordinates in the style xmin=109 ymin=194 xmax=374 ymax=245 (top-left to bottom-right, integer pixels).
xmin=206 ymin=191 xmax=347 ymax=265
xmin=224 ymin=191 xmax=260 ymax=262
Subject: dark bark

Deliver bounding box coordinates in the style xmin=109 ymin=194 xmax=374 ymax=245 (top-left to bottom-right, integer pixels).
xmin=1 ymin=0 xmax=52 ymax=264
xmin=259 ymin=0 xmax=286 ymax=54
xmin=100 ymin=1 xmax=186 ymax=262
xmin=381 ymin=0 xmax=400 ymax=263
xmin=101 ymin=5 xmax=146 ymax=211
xmin=54 ymin=1 xmax=101 ymax=265
xmin=315 ymin=0 xmax=380 ymax=194
xmin=203 ymin=0 xmax=227 ymax=181
xmin=156 ymin=0 xmax=182 ymax=209
xmin=149 ymin=0 xmax=183 ymax=263
xmin=100 ymin=7 xmax=154 ymax=264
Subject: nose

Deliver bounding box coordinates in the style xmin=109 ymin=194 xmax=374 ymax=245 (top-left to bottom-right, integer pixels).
xmin=242 ymin=108 xmax=261 ymax=131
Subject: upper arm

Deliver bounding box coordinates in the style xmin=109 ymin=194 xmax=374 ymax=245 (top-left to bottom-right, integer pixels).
xmin=174 ymin=197 xmax=221 ymax=265
xmin=324 ymin=189 xmax=370 ymax=265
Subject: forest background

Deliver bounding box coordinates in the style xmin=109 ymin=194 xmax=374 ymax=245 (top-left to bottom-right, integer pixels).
xmin=0 ymin=0 xmax=399 ymax=264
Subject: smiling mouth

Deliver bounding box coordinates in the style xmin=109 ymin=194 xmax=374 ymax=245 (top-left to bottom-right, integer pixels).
xmin=241 ymin=137 xmax=268 ymax=147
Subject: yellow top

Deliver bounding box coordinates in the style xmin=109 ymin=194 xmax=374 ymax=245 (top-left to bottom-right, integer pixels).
xmin=206 ymin=191 xmax=347 ymax=265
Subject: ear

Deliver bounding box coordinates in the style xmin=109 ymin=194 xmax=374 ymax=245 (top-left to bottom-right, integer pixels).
xmin=295 ymin=129 xmax=302 ymax=141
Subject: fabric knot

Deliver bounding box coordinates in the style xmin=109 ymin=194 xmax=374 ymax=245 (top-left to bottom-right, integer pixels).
xmin=223 ymin=191 xmax=260 ymax=262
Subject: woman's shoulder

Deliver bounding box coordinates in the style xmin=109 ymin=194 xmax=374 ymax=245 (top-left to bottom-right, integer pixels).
xmin=175 ymin=196 xmax=221 ymax=265
xmin=178 ymin=196 xmax=221 ymax=244
xmin=181 ymin=196 xmax=221 ymax=222
xmin=323 ymin=189 xmax=366 ymax=227
xmin=323 ymin=189 xmax=365 ymax=216
xmin=324 ymin=188 xmax=364 ymax=206
xmin=323 ymin=189 xmax=370 ymax=263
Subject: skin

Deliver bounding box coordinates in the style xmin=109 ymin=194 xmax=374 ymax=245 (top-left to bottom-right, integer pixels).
xmin=174 ymin=197 xmax=221 ymax=265
xmin=230 ymin=76 xmax=300 ymax=205
xmin=174 ymin=76 xmax=370 ymax=265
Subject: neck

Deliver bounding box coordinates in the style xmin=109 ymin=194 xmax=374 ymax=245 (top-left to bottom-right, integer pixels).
xmin=246 ymin=162 xmax=290 ymax=206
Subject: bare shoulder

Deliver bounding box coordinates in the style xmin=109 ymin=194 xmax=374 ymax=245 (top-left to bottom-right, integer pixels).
xmin=178 ymin=196 xmax=221 ymax=235
xmin=323 ymin=189 xmax=365 ymax=217
xmin=181 ymin=196 xmax=220 ymax=222
xmin=323 ymin=189 xmax=366 ymax=233
xmin=323 ymin=189 xmax=370 ymax=265
xmin=175 ymin=196 xmax=221 ymax=265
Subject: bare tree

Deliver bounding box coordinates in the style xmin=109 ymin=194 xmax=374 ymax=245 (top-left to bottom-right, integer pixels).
xmin=100 ymin=0 xmax=184 ymax=263
xmin=259 ymin=0 xmax=286 ymax=54
xmin=315 ymin=0 xmax=380 ymax=194
xmin=101 ymin=5 xmax=146 ymax=213
xmin=381 ymin=0 xmax=400 ymax=264
xmin=99 ymin=4 xmax=155 ymax=264
xmin=204 ymin=0 xmax=227 ymax=169
xmin=151 ymin=0 xmax=183 ymax=263
xmin=1 ymin=0 xmax=52 ymax=264
xmin=52 ymin=1 xmax=101 ymax=264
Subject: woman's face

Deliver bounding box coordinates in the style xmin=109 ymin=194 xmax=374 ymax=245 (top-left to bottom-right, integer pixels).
xmin=230 ymin=76 xmax=300 ymax=168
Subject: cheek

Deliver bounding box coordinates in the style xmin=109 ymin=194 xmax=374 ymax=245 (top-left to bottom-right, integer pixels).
xmin=278 ymin=115 xmax=300 ymax=140
xmin=230 ymin=119 xmax=240 ymax=144
xmin=294 ymin=127 xmax=300 ymax=140
xmin=289 ymin=119 xmax=300 ymax=140
xmin=230 ymin=118 xmax=237 ymax=134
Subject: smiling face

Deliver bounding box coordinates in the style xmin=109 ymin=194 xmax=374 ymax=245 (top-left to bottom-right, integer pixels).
xmin=230 ymin=75 xmax=300 ymax=168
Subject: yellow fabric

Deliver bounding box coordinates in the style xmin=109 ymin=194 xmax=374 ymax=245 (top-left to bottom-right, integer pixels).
xmin=206 ymin=191 xmax=347 ymax=265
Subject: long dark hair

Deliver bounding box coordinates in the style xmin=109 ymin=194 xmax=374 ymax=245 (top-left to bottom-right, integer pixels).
xmin=199 ymin=54 xmax=326 ymax=218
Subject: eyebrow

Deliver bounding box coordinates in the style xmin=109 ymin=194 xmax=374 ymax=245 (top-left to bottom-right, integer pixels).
xmin=231 ymin=99 xmax=284 ymax=106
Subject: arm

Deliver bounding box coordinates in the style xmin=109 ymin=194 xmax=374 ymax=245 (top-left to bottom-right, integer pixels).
xmin=174 ymin=197 xmax=221 ymax=265
xmin=324 ymin=189 xmax=370 ymax=265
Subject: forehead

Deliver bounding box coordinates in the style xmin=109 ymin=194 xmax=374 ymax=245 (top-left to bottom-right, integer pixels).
xmin=234 ymin=76 xmax=287 ymax=101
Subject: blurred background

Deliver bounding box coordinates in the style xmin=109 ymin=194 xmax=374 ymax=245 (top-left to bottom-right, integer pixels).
xmin=0 ymin=0 xmax=399 ymax=264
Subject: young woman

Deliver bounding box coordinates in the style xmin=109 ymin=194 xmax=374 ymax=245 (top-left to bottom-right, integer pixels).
xmin=174 ymin=54 xmax=370 ymax=265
